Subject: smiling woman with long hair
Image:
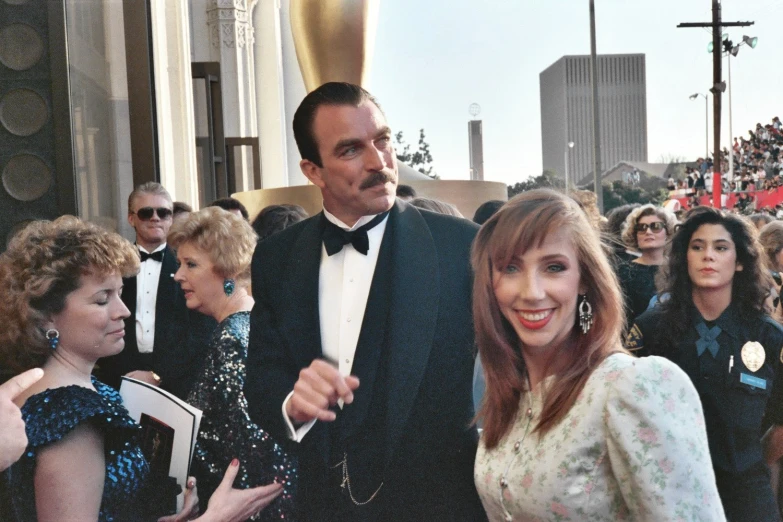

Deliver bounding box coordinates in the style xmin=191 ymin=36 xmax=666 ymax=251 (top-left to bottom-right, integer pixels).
xmin=472 ymin=190 xmax=722 ymax=521
xmin=627 ymin=208 xmax=783 ymax=520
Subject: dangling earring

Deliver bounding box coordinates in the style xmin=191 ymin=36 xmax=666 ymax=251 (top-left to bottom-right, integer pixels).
xmin=578 ymin=295 xmax=593 ymax=334
xmin=46 ymin=329 xmax=60 ymax=350
xmin=223 ymin=279 xmax=235 ymax=296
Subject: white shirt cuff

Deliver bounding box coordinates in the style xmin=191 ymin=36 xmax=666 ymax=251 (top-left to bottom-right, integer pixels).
xmin=282 ymin=391 xmax=316 ymax=442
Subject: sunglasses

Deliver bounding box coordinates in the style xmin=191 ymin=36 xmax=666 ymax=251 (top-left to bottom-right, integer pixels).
xmin=634 ymin=222 xmax=666 ymax=233
xmin=132 ymin=207 xmax=173 ymax=220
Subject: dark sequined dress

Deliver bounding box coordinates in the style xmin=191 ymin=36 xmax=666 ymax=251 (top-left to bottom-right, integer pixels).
xmin=187 ymin=311 xmax=297 ymax=520
xmin=616 ymin=261 xmax=660 ymax=330
xmin=6 ymin=379 xmax=149 ymax=521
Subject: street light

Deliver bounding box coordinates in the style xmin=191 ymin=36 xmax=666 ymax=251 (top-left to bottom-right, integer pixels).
xmin=564 ymin=141 xmax=575 ymax=192
xmin=743 ymin=35 xmax=758 ymax=48
xmin=706 ymin=32 xmax=728 ymax=53
xmin=721 ymin=35 xmax=758 ymax=180
xmin=689 ymin=93 xmax=709 ymax=159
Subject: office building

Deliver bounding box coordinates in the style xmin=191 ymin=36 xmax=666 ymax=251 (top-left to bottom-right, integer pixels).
xmin=540 ymin=54 xmax=648 ymax=186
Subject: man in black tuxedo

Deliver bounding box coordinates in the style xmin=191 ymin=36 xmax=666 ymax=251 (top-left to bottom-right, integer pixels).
xmin=96 ymin=182 xmax=212 ymax=399
xmin=245 ymin=83 xmax=486 ymax=521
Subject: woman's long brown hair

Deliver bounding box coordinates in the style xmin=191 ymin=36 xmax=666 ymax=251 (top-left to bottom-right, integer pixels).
xmin=472 ymin=189 xmax=626 ymax=449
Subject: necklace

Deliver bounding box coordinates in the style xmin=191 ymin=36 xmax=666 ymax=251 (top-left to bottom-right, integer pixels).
xmin=497 ymin=390 xmax=535 ymax=522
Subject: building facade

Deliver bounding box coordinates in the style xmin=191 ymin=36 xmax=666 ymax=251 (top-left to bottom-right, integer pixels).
xmin=540 ymin=54 xmax=648 ymax=187
xmin=0 ymin=0 xmax=501 ymax=250
xmin=0 ymin=0 xmax=306 ymax=248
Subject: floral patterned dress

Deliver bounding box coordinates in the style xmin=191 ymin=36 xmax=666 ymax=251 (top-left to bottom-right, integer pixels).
xmin=474 ymin=353 xmax=725 ymax=521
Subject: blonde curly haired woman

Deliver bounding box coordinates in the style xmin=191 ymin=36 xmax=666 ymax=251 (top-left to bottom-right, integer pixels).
xmin=616 ymin=204 xmax=677 ymax=329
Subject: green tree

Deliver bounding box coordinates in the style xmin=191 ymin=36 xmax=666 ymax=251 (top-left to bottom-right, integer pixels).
xmin=508 ymin=170 xmax=667 ymax=214
xmin=579 ymin=179 xmax=668 ymax=214
xmin=507 ymin=170 xmax=563 ymax=198
xmin=395 ymin=129 xmax=439 ymax=179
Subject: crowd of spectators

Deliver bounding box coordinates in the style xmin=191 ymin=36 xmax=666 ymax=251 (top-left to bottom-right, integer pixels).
xmin=667 ymin=117 xmax=783 ymax=215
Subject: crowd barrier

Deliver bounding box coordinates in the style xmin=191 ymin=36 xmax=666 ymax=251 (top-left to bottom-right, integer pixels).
xmin=670 ymin=185 xmax=783 ymax=210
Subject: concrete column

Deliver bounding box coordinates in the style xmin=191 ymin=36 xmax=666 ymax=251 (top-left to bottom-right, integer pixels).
xmin=206 ymin=0 xmax=258 ymax=192
xmin=252 ymin=0 xmax=289 ymax=189
xmin=149 ymin=0 xmax=199 ymax=207
xmin=280 ymin=0 xmax=308 ymax=186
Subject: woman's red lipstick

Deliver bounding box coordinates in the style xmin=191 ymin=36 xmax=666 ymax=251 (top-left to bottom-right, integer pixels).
xmin=515 ymin=309 xmax=554 ymax=330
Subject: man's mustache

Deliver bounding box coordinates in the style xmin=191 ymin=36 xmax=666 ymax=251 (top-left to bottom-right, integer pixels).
xmin=359 ymin=170 xmax=396 ymax=190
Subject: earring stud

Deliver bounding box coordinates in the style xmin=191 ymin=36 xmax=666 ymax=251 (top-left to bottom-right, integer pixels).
xmin=46 ymin=329 xmax=60 ymax=350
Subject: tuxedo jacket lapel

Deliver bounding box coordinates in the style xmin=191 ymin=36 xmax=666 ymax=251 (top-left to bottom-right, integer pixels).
xmin=383 ymin=202 xmax=440 ymax=467
xmin=122 ymin=274 xmax=138 ymax=325
xmin=120 ymin=273 xmax=139 ymax=366
xmin=338 ymin=214 xmax=395 ymax=443
xmin=277 ymin=214 xmax=324 ymax=367
xmin=152 ymin=246 xmax=179 ymax=363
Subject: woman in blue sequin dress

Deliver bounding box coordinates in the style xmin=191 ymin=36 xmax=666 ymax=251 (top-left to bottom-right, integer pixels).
xmin=169 ymin=207 xmax=298 ymax=520
xmin=0 ymin=216 xmax=284 ymax=521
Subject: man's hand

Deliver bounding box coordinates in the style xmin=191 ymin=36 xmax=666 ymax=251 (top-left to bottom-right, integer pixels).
xmin=285 ymin=359 xmax=360 ymax=424
xmin=0 ymin=368 xmax=44 ymax=471
xmin=125 ymin=370 xmax=161 ymax=386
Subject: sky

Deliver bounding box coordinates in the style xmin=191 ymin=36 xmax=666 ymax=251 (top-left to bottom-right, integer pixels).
xmin=368 ymin=0 xmax=783 ymax=186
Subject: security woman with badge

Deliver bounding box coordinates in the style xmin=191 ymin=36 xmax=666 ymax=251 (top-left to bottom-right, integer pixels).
xmin=626 ymin=208 xmax=783 ymax=521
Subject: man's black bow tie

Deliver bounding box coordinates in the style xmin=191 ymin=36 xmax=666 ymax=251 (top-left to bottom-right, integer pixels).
xmin=139 ymin=250 xmax=164 ymax=262
xmin=322 ymin=211 xmax=389 ymax=256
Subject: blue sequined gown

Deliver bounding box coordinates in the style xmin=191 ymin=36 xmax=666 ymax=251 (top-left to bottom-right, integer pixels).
xmin=187 ymin=311 xmax=297 ymax=520
xmin=6 ymin=379 xmax=150 ymax=521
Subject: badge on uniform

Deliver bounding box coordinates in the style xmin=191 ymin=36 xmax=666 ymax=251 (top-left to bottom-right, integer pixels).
xmin=740 ymin=341 xmax=765 ymax=372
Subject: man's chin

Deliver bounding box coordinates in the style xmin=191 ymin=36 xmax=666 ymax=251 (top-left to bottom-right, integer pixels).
xmin=142 ymin=234 xmax=166 ymax=243
xmin=371 ymin=194 xmax=396 ymax=213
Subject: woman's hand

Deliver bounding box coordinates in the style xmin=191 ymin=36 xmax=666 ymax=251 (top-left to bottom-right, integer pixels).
xmin=198 ymin=459 xmax=284 ymax=522
xmin=158 ymin=476 xmax=199 ymax=522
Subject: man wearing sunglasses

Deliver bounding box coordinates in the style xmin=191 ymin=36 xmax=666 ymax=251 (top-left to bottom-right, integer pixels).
xmin=95 ymin=182 xmax=214 ymax=399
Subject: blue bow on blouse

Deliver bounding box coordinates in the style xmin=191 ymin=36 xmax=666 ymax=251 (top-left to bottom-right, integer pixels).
xmin=695 ymin=322 xmax=722 ymax=358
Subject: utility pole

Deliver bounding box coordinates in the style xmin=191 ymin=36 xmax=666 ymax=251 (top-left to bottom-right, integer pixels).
xmin=677 ymin=0 xmax=753 ymax=209
xmin=589 ymin=0 xmax=603 ymax=213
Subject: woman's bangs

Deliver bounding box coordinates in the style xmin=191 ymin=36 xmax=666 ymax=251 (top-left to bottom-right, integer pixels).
xmin=489 ymin=204 xmax=566 ymax=270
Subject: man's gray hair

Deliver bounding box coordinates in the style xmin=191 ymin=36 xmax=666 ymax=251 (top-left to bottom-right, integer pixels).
xmin=128 ymin=182 xmax=172 ymax=213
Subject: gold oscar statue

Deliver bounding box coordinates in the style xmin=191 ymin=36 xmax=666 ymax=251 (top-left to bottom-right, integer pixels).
xmin=290 ymin=0 xmax=380 ymax=92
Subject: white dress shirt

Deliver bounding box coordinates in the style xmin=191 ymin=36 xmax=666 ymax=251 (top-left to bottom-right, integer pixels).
xmin=282 ymin=209 xmax=388 ymax=441
xmin=135 ymin=244 xmax=167 ymax=353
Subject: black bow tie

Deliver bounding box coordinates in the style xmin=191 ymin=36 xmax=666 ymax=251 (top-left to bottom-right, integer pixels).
xmin=322 ymin=211 xmax=389 ymax=256
xmin=139 ymin=250 xmax=164 ymax=262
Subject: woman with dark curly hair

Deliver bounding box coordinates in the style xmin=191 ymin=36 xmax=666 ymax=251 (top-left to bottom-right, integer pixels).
xmin=626 ymin=207 xmax=783 ymax=520
xmin=0 ymin=216 xmax=283 ymax=522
